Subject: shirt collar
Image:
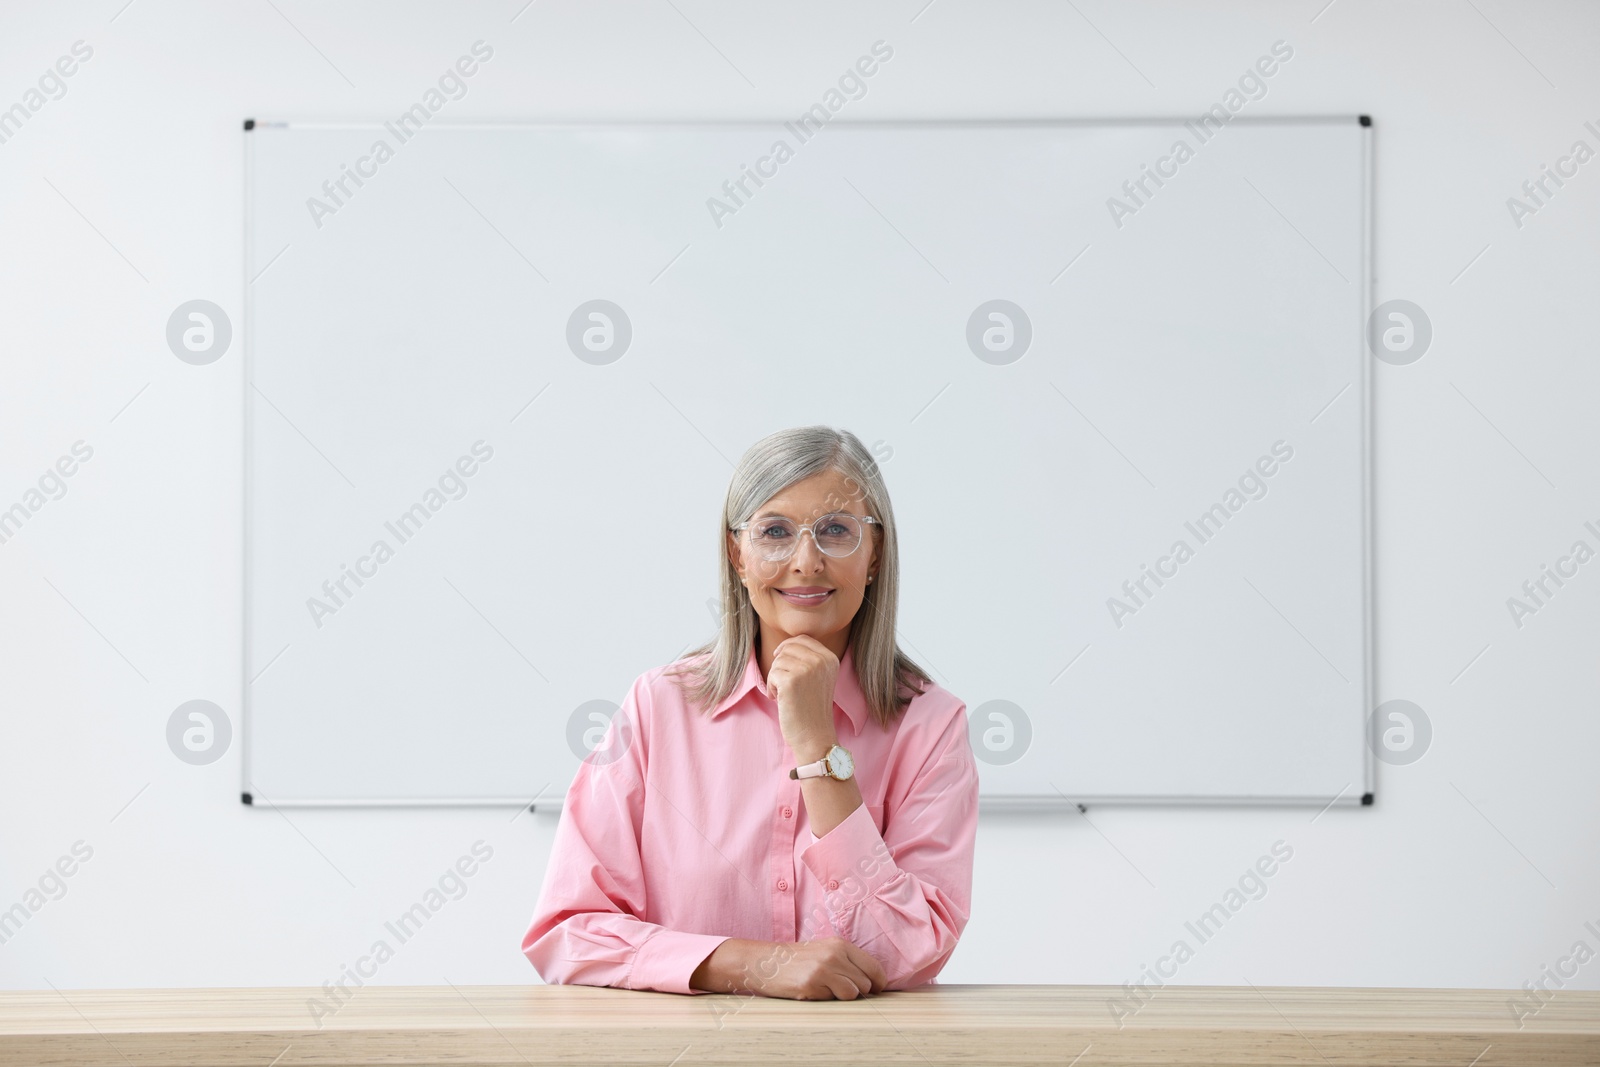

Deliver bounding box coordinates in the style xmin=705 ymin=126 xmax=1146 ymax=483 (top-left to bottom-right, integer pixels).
xmin=708 ymin=643 xmax=868 ymax=734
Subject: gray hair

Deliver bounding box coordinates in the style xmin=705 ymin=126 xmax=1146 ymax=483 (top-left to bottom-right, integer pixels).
xmin=666 ymin=425 xmax=931 ymax=729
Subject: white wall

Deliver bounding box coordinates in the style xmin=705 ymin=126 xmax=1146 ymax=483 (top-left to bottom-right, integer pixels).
xmin=2 ymin=0 xmax=1597 ymax=1008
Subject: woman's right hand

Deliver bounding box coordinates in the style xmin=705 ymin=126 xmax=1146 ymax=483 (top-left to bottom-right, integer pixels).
xmin=698 ymin=937 xmax=887 ymax=1000
xmin=750 ymin=937 xmax=887 ymax=1000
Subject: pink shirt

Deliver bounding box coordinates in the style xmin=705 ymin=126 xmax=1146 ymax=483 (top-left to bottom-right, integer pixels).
xmin=521 ymin=644 xmax=979 ymax=995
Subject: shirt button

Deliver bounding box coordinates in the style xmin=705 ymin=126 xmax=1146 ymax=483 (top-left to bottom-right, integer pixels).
xmin=781 ymin=806 xmax=791 ymax=819
xmin=777 ymin=879 xmax=788 ymax=891
xmin=827 ymin=879 xmax=839 ymax=890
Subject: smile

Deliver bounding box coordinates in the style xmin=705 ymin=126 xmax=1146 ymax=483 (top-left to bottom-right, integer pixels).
xmin=777 ymin=588 xmax=834 ymax=606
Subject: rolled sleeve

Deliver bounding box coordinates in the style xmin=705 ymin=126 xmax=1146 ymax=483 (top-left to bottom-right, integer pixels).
xmin=797 ymin=705 xmax=980 ymax=990
xmin=800 ymin=802 xmax=900 ymax=899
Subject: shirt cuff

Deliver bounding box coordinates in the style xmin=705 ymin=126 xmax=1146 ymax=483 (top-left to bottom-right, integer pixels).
xmin=631 ymin=929 xmax=732 ymax=995
xmin=799 ymin=801 xmax=900 ymax=903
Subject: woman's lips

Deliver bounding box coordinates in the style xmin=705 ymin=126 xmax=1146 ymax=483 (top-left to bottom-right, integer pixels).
xmin=777 ymin=588 xmax=834 ymax=606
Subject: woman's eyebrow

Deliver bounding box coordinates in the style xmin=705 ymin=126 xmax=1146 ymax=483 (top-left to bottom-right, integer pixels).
xmin=755 ymin=509 xmax=841 ymax=520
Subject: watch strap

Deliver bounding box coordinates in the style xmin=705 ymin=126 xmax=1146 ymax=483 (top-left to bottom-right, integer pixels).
xmin=789 ymin=756 xmax=829 ymax=780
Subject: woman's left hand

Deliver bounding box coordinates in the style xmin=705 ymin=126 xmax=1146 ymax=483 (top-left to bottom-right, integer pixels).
xmin=766 ymin=635 xmax=840 ymax=754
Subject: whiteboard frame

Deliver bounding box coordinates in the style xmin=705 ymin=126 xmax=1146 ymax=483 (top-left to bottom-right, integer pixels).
xmin=240 ymin=115 xmax=1376 ymax=812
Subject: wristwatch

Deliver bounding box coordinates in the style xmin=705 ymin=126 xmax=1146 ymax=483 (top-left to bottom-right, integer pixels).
xmin=789 ymin=743 xmax=854 ymax=781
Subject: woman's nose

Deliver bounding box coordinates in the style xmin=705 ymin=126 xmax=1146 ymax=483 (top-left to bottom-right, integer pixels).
xmin=790 ymin=530 xmax=826 ymax=567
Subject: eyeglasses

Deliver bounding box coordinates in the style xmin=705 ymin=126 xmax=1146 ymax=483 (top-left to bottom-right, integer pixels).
xmin=731 ymin=511 xmax=880 ymax=562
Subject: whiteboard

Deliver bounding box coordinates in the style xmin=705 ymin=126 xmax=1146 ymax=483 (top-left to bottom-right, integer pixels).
xmin=243 ymin=118 xmax=1373 ymax=809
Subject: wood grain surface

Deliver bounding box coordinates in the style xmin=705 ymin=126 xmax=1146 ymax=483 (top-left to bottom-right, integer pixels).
xmin=1 ymin=983 xmax=1596 ymax=1066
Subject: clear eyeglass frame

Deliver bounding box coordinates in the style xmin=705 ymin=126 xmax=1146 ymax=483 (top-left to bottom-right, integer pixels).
xmin=730 ymin=511 xmax=881 ymax=562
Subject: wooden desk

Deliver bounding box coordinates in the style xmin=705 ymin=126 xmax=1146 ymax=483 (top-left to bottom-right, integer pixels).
xmin=2 ymin=984 xmax=1596 ymax=1066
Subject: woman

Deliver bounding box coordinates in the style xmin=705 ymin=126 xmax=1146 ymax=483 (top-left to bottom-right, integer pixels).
xmin=521 ymin=426 xmax=979 ymax=1000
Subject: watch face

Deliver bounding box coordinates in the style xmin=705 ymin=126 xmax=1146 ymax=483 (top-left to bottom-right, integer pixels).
xmin=828 ymin=745 xmax=854 ymax=779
